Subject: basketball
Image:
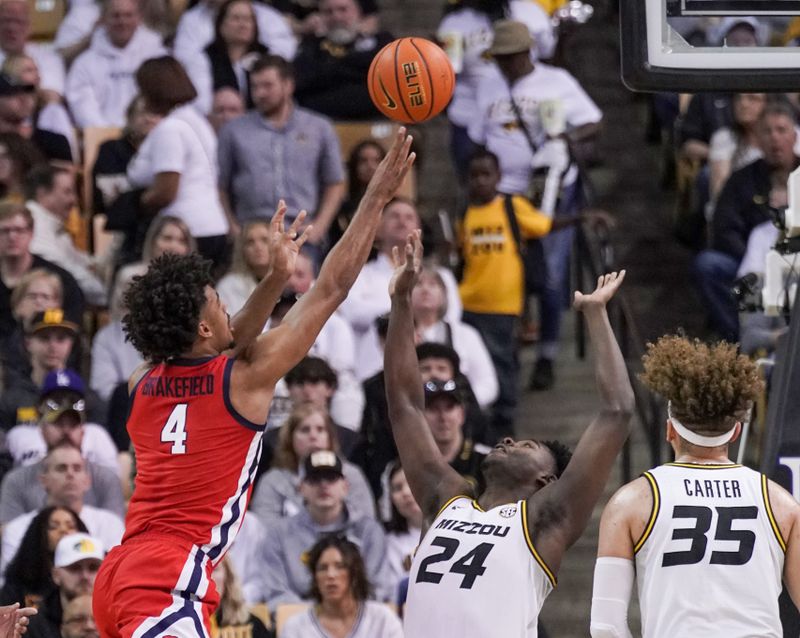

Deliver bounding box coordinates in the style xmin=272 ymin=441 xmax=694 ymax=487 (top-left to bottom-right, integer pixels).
xmin=367 ymin=37 xmax=455 ymax=124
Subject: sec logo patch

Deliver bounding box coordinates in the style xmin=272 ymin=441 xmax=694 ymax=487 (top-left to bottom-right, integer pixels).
xmin=499 ymin=505 xmax=517 ymax=518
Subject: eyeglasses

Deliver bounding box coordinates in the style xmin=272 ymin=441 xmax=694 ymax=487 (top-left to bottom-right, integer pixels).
xmin=0 ymin=225 xmax=31 ymax=236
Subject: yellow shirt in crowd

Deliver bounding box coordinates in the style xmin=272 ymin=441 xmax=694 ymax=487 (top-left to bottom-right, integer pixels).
xmin=458 ymin=195 xmax=552 ymax=316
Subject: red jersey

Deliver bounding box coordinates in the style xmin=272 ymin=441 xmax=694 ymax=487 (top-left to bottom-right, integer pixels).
xmin=123 ymin=355 xmax=264 ymax=564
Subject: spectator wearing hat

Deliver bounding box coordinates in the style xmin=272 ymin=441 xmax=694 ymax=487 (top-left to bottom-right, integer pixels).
xmin=469 ymin=19 xmax=602 ymax=392
xmin=0 ymin=310 xmax=106 ymax=431
xmin=5 ymin=369 xmax=118 ymax=471
xmin=259 ymin=450 xmax=390 ymax=608
xmin=25 ymin=167 xmax=105 ymax=307
xmin=23 ymin=533 xmax=103 ymax=638
xmin=1 ymin=446 xmax=122 ymax=580
xmin=0 ymin=71 xmax=71 ymax=162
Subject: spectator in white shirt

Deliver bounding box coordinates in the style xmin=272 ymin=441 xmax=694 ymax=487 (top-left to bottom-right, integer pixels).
xmin=25 ymin=165 xmax=107 ymax=306
xmin=127 ymin=56 xmax=230 ymax=264
xmin=174 ymin=0 xmax=296 ymax=69
xmin=66 ymin=0 xmax=165 ymax=128
xmin=1 ymin=446 xmax=123 ymax=578
xmin=0 ymin=0 xmax=65 ymax=99
xmin=338 ymin=198 xmax=462 ymax=381
xmin=5 ymin=368 xmax=119 ymax=472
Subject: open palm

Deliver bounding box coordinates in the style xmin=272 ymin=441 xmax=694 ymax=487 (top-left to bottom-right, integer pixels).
xmin=388 ymin=231 xmax=423 ymax=298
xmin=573 ymin=270 xmax=626 ymax=312
xmin=267 ymin=202 xmax=311 ymax=279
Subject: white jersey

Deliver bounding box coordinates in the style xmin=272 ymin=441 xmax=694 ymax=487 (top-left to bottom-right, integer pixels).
xmin=636 ymin=463 xmax=786 ymax=638
xmin=404 ymin=496 xmax=554 ymax=638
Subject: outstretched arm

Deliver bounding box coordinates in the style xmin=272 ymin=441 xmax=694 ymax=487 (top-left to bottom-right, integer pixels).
xmin=241 ymin=128 xmax=415 ymax=386
xmin=385 ymin=233 xmax=471 ymax=525
xmin=530 ymin=272 xmax=635 ymax=569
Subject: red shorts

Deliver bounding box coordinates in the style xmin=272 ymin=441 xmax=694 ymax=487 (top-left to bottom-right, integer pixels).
xmin=93 ymin=535 xmax=220 ymax=638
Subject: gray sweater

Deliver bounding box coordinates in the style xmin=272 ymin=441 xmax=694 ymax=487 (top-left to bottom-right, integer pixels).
xmin=261 ymin=507 xmax=391 ymax=609
xmin=249 ymin=463 xmax=376 ymax=523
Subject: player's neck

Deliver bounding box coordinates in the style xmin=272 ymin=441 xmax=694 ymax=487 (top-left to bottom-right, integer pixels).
xmin=180 ymin=342 xmax=220 ymax=360
xmin=478 ymin=482 xmax=532 ymax=510
xmin=673 ymin=451 xmax=733 ymax=465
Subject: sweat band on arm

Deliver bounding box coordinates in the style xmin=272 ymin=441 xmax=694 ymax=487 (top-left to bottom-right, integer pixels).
xmin=590 ymin=557 xmax=635 ymax=638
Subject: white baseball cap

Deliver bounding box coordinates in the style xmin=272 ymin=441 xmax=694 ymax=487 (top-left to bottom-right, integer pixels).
xmin=54 ymin=533 xmax=104 ymax=568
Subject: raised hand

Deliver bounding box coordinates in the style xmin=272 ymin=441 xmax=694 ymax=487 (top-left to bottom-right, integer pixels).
xmin=388 ymin=230 xmax=422 ymax=298
xmin=0 ymin=604 xmax=36 ymax=638
xmin=268 ymin=201 xmax=312 ymax=279
xmin=573 ymin=270 xmax=626 ymax=312
xmin=365 ymin=127 xmax=416 ymax=204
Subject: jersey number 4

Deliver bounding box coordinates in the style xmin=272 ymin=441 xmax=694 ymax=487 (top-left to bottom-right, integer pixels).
xmin=662 ymin=505 xmax=758 ymax=567
xmin=161 ymin=404 xmax=188 ymax=454
xmin=416 ymin=537 xmax=494 ymax=589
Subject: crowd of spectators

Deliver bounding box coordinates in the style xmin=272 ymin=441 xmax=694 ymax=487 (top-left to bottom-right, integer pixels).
xmin=1 ymin=0 xmax=791 ymax=634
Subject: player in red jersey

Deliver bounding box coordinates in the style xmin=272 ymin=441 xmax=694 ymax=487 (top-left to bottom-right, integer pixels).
xmin=92 ymin=129 xmax=415 ymax=638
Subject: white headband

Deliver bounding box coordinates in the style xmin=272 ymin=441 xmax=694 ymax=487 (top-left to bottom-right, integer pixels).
xmin=667 ymin=402 xmax=738 ymax=447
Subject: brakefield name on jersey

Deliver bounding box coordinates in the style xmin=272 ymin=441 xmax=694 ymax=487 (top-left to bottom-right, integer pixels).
xmin=140 ymin=374 xmax=215 ymax=399
xmin=435 ymin=518 xmax=510 ymax=538
xmin=683 ymin=478 xmax=742 ymax=499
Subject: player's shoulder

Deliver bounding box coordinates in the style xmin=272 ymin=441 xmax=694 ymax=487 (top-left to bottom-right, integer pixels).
xmin=128 ymin=362 xmax=153 ymax=393
xmin=766 ymin=477 xmax=800 ymax=517
xmin=605 ymin=475 xmax=654 ymax=514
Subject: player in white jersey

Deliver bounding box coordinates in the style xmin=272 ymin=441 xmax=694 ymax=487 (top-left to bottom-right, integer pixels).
xmin=590 ymin=336 xmax=800 ymax=638
xmin=384 ymin=232 xmax=634 ymax=638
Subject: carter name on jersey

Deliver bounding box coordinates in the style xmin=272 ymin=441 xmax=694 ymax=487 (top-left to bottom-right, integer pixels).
xmin=683 ymin=478 xmax=742 ymax=499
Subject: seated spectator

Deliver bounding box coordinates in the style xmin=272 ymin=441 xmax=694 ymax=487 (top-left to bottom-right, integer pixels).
xmin=216 ymin=54 xmax=345 ymax=244
xmin=0 ymin=0 xmax=65 ymax=99
xmin=1 ymin=56 xmax=76 ymax=158
xmin=217 ymin=219 xmax=271 ymax=314
xmin=339 ymin=198 xmax=461 ymax=381
xmin=708 ymin=93 xmax=768 ymax=203
xmin=0 ymin=311 xmax=106 ymax=430
xmin=60 ymin=594 xmax=96 ymax=638
xmin=6 ymin=369 xmax=118 ymax=471
xmin=0 ymin=201 xmax=84 ymax=349
xmin=292 ymin=0 xmax=393 ymax=120
xmin=23 ymin=533 xmax=103 ymax=638
xmin=0 ymin=506 xmax=88 ymax=608
xmin=0 ymin=73 xmax=71 ymax=162
xmin=208 ymin=87 xmax=244 ymax=133
xmin=223 ymin=510 xmax=268 ymax=604
xmin=270 ymin=0 xmax=379 ymax=37
xmin=458 ymin=150 xmax=551 ymax=435
xmin=261 ymin=451 xmax=390 ymax=608
xmin=1 ymin=268 xmax=63 ymax=371
xmin=1 ymin=446 xmax=123 ymax=578
xmin=250 ymin=401 xmax=374 ymax=522
xmin=210 ymin=557 xmax=270 ymax=638
xmin=694 ymin=102 xmax=799 ymax=342
xmin=66 ymin=0 xmax=166 ymax=129
xmin=127 ymin=57 xmax=230 ymax=264
xmin=92 ymin=96 xmax=161 ymax=218
xmin=381 ymin=461 xmax=421 ymax=599
xmin=183 ymin=0 xmax=269 ymax=114
xmin=412 ymin=265 xmax=498 ymax=409
xmin=0 ymin=408 xmax=124 ymax=524
xmin=357 ymin=341 xmax=489 ymax=498
xmin=281 ymin=535 xmax=403 ymax=638
xmin=0 ymin=132 xmax=43 ymax=199
xmin=329 ymin=139 xmax=385 ymax=247
xmin=25 ymin=167 xmax=106 ymax=306
xmin=174 ymin=0 xmax=296 ymax=67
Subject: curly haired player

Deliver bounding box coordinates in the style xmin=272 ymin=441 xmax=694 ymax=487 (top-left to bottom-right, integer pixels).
xmin=92 ymin=129 xmax=414 ymax=638
xmin=590 ymin=337 xmax=800 ymax=638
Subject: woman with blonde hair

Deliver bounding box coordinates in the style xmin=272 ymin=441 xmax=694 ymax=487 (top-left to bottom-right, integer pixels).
xmin=249 ymin=402 xmax=375 ymax=523
xmin=211 ymin=556 xmax=271 ymax=638
xmin=217 ymin=219 xmax=271 ymax=315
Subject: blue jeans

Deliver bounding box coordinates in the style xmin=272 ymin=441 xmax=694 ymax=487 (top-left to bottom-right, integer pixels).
xmin=450 ymin=122 xmax=478 ymax=185
xmin=693 ymin=249 xmax=740 ymax=342
xmin=462 ymin=311 xmax=519 ymax=438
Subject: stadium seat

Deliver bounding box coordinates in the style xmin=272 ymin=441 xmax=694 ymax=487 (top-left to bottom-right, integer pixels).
xmin=248 ymin=603 xmax=271 ymax=630
xmin=28 ymin=0 xmax=66 ymax=41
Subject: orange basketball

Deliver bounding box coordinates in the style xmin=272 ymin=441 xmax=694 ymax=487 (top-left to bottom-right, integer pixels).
xmin=367 ymin=37 xmax=455 ymax=124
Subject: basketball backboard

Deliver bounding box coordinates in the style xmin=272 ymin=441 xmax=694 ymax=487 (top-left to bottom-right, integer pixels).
xmin=620 ymin=0 xmax=800 ymax=91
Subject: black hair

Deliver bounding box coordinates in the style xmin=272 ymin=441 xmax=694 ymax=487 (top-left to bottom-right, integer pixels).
xmin=346 ymin=139 xmax=386 ymax=199
xmin=122 ymin=253 xmax=214 ymax=363
xmin=306 ymin=535 xmax=372 ymax=603
xmin=416 ymin=342 xmax=461 ymax=375
xmin=4 ymin=505 xmax=88 ymax=596
xmin=468 ymin=148 xmax=500 ymax=171
xmin=209 ymin=0 xmax=267 ymax=57
xmin=285 ymin=356 xmax=338 ymax=390
xmin=542 ymin=440 xmax=572 ymax=478
xmin=23 ymin=164 xmax=70 ymax=202
xmin=383 ymin=460 xmax=409 ymax=534
xmin=443 ymin=0 xmax=508 ymax=20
